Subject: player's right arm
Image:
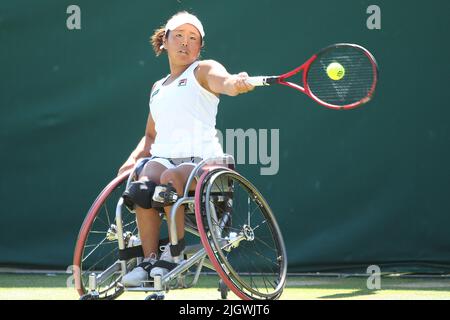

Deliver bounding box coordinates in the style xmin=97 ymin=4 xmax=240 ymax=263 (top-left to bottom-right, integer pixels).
xmin=196 ymin=60 xmax=254 ymax=97
xmin=117 ymin=112 xmax=156 ymax=176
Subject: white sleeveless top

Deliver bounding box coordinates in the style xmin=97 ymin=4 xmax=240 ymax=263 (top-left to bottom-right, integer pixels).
xmin=149 ymin=61 xmax=224 ymax=159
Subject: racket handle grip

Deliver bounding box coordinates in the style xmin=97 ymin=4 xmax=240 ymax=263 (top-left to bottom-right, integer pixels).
xmin=246 ymin=76 xmax=278 ymax=86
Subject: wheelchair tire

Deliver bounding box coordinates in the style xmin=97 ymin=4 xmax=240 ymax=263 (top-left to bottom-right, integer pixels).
xmin=73 ymin=171 xmax=136 ymax=299
xmin=195 ymin=167 xmax=287 ymax=300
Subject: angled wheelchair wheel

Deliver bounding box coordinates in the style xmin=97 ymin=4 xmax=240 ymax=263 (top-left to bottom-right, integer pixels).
xmin=195 ymin=168 xmax=287 ymax=300
xmin=73 ymin=171 xmax=137 ymax=299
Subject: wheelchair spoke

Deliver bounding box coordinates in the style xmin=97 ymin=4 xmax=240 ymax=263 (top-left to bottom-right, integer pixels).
xmin=84 ymin=240 xmax=115 ymax=249
xmin=123 ymin=221 xmax=137 ymax=234
xmin=122 ymin=220 xmax=137 ymax=228
xmin=94 ymin=214 xmax=110 ymax=229
xmin=254 ymin=236 xmax=279 ymax=254
xmin=251 ymin=243 xmax=278 ymax=268
xmin=251 ymin=219 xmax=267 ymax=232
xmin=104 ymin=202 xmax=112 ymax=227
xmin=251 ymin=240 xmax=281 ymax=271
xmin=83 ymin=245 xmax=117 ymax=275
xmin=222 ymin=230 xmax=278 ymax=282
xmin=244 ymin=251 xmax=279 ymax=294
xmin=239 ymin=244 xmax=267 ymax=275
xmin=231 ymin=184 xmax=262 ymax=228
xmin=248 ymin=204 xmax=261 ymax=223
xmin=235 ymin=247 xmax=274 ymax=295
xmin=246 ymin=197 xmax=263 ymax=223
xmin=83 ymin=237 xmax=108 ymax=261
xmin=211 ymin=180 xmax=224 ymax=195
xmin=210 ymin=218 xmax=243 ymax=233
xmin=217 ymin=175 xmax=227 ymax=193
xmin=248 ymin=197 xmax=251 ymax=226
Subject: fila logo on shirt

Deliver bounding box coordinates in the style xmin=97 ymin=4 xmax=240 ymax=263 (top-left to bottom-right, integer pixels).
xmin=151 ymin=89 xmax=160 ymax=98
xmin=150 ymin=88 xmax=160 ymax=104
xmin=178 ymin=78 xmax=187 ymax=87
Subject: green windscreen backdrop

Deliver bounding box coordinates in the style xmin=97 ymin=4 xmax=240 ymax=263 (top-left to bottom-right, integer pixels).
xmin=1 ymin=0 xmax=450 ymax=273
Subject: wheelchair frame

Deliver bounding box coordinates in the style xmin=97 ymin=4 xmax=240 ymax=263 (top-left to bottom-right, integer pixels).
xmin=74 ymin=154 xmax=287 ymax=300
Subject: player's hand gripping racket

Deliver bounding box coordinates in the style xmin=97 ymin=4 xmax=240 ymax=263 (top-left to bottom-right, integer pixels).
xmin=247 ymin=43 xmax=378 ymax=110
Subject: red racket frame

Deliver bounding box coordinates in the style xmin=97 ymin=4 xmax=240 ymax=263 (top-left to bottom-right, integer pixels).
xmin=275 ymin=43 xmax=378 ymax=110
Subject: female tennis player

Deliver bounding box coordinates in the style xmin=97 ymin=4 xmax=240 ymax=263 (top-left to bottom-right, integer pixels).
xmin=117 ymin=11 xmax=254 ymax=286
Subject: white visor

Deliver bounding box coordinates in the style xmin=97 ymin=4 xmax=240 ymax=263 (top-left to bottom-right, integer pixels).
xmin=164 ymin=13 xmax=205 ymax=39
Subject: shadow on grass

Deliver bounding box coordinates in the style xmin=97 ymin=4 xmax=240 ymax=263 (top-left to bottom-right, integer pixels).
xmin=0 ymin=273 xmax=222 ymax=289
xmin=287 ymin=276 xmax=450 ymax=299
xmin=319 ymin=289 xmax=377 ymax=299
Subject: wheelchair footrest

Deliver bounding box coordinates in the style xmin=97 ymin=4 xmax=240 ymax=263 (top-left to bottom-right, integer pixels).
xmin=122 ymin=276 xmax=164 ymax=292
xmin=124 ymin=284 xmax=162 ymax=292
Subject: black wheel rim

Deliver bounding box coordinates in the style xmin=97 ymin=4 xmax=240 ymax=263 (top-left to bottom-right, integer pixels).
xmin=202 ymin=170 xmax=287 ymax=299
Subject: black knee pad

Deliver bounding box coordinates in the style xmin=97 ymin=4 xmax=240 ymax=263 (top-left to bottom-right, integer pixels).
xmin=122 ymin=180 xmax=157 ymax=211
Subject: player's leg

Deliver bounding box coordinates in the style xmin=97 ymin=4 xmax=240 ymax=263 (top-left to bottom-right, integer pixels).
xmin=149 ymin=162 xmax=197 ymax=278
xmin=121 ymin=159 xmax=170 ymax=286
xmin=134 ymin=160 xmax=168 ymax=258
xmin=159 ymin=163 xmax=197 ymax=241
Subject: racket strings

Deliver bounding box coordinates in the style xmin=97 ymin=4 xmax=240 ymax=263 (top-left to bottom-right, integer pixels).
xmin=306 ymin=46 xmax=377 ymax=107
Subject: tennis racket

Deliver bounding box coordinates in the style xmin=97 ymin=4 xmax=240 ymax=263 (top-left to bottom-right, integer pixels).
xmin=247 ymin=43 xmax=379 ymax=110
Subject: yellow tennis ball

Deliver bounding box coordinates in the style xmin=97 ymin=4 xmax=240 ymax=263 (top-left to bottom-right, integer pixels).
xmin=326 ymin=62 xmax=345 ymax=81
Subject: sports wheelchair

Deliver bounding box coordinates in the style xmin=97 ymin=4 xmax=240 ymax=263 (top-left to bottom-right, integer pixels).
xmin=73 ymin=155 xmax=287 ymax=300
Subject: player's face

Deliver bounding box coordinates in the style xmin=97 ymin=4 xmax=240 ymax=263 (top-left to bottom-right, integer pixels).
xmin=165 ymin=23 xmax=202 ymax=65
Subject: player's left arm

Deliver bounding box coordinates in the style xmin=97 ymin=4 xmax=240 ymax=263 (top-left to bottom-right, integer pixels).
xmin=196 ymin=60 xmax=254 ymax=96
